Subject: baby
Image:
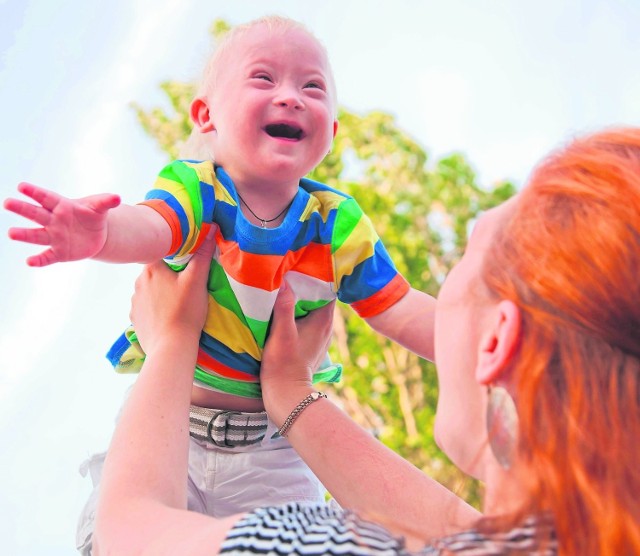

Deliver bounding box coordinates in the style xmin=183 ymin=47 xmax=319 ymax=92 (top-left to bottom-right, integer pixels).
xmin=5 ymin=15 xmax=435 ymax=553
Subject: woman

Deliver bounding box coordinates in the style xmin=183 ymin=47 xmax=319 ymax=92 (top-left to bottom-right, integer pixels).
xmin=94 ymin=128 xmax=640 ymax=554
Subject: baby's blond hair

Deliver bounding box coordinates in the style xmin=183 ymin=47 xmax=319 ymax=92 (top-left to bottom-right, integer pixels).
xmin=198 ymin=15 xmax=336 ymax=102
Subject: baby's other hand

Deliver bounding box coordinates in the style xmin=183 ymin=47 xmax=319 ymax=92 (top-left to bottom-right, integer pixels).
xmin=4 ymin=182 xmax=120 ymax=266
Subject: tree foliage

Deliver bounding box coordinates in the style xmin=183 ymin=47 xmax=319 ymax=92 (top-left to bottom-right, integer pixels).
xmin=132 ymin=19 xmax=516 ymax=507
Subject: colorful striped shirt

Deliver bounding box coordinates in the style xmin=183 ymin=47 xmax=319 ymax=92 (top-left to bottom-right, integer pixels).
xmin=107 ymin=161 xmax=409 ymax=398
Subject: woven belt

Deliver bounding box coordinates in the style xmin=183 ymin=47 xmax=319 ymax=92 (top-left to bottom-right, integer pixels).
xmin=189 ymin=405 xmax=269 ymax=447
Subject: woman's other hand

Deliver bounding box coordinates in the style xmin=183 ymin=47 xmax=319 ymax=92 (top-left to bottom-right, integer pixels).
xmin=261 ymin=282 xmax=335 ymax=424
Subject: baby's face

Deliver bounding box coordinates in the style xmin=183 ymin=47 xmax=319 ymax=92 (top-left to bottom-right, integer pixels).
xmin=203 ymin=24 xmax=338 ymax=190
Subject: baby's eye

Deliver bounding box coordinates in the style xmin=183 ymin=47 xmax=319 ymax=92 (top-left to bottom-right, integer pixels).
xmin=253 ymin=74 xmax=273 ymax=82
xmin=304 ymin=81 xmax=324 ymax=90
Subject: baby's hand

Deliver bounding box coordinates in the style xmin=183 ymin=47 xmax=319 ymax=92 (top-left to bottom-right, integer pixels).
xmin=4 ymin=182 xmax=121 ymax=267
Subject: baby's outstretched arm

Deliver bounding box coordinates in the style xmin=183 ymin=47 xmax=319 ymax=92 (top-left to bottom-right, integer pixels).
xmin=5 ymin=182 xmax=171 ymax=266
xmin=365 ymin=288 xmax=435 ymax=362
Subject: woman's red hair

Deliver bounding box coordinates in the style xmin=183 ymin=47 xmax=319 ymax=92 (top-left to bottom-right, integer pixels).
xmin=482 ymin=128 xmax=640 ymax=555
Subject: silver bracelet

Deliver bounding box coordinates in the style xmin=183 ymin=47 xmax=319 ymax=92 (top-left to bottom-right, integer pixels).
xmin=278 ymin=391 xmax=327 ymax=437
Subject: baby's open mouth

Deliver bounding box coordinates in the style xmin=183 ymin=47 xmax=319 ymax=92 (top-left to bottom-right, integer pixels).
xmin=265 ymin=123 xmax=304 ymax=140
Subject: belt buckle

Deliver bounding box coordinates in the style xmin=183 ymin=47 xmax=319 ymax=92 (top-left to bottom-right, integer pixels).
xmin=206 ymin=409 xmax=245 ymax=447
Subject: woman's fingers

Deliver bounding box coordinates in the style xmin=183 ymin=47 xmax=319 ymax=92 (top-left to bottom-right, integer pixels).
xmin=296 ymin=301 xmax=336 ymax=367
xmin=184 ymin=228 xmax=216 ymax=288
xmin=297 ymin=300 xmax=335 ymax=337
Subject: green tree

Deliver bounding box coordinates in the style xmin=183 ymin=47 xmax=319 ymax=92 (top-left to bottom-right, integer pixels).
xmin=132 ymin=19 xmax=516 ymax=507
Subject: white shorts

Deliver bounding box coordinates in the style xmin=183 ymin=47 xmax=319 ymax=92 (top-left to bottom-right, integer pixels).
xmin=76 ymin=409 xmax=326 ymax=554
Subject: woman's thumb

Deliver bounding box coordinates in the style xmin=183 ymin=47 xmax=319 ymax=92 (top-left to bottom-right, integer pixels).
xmin=186 ymin=227 xmax=216 ymax=284
xmin=271 ymin=280 xmax=297 ymax=336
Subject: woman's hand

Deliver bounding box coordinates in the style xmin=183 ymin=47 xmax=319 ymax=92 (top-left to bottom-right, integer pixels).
xmin=129 ymin=229 xmax=216 ymax=356
xmin=261 ymin=282 xmax=335 ymax=424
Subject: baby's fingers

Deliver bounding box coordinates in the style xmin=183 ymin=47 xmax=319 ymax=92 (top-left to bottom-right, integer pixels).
xmin=16 ymin=182 xmax=61 ymax=211
xmin=26 ymin=248 xmax=59 ymax=267
xmin=4 ymin=198 xmax=52 ymax=226
xmin=8 ymin=226 xmax=49 ymax=246
xmin=83 ymin=193 xmax=121 ymax=214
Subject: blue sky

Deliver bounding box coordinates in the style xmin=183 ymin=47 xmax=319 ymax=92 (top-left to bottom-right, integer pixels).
xmin=1 ymin=0 xmax=639 ymax=553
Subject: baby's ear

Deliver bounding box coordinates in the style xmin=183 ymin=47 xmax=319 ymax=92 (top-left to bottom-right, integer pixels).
xmin=190 ymin=97 xmax=214 ymax=133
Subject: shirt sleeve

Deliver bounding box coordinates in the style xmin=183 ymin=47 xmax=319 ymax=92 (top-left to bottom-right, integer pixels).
xmin=138 ymin=160 xmax=216 ymax=267
xmin=332 ymin=198 xmax=410 ymax=318
xmin=220 ymin=502 xmax=412 ymax=555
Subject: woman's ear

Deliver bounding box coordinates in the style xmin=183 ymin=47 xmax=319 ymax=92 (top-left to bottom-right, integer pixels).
xmin=190 ymin=97 xmax=215 ymax=133
xmin=476 ymin=300 xmax=521 ymax=385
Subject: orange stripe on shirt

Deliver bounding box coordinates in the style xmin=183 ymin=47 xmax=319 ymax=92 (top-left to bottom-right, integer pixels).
xmin=218 ymin=237 xmax=333 ymax=290
xmin=351 ymin=273 xmax=410 ymax=318
xmin=197 ymin=349 xmax=258 ymax=382
xmin=139 ymin=199 xmax=183 ymax=256
xmin=293 ymin=242 xmax=335 ymax=282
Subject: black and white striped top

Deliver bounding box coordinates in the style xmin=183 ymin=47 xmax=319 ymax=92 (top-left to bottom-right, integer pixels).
xmin=220 ymin=503 xmax=557 ymax=555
